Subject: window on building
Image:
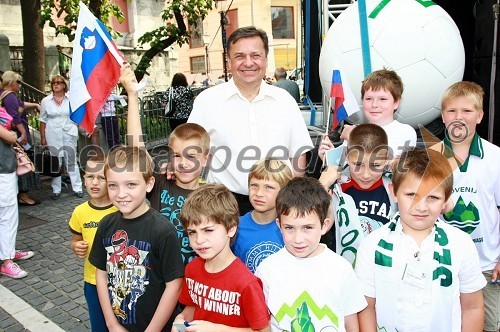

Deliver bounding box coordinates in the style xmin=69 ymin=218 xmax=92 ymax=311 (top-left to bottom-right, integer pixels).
xmin=189 ymin=19 xmax=204 ymax=48
xmin=271 ymin=7 xmax=294 ymax=39
xmin=190 ymin=56 xmax=206 ymax=74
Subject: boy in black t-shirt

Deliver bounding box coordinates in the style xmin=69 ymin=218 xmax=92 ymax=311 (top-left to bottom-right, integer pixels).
xmin=89 ymin=145 xmax=184 ymax=331
xmin=121 ymin=65 xmax=210 ymax=265
xmin=319 ymin=124 xmax=394 ymax=266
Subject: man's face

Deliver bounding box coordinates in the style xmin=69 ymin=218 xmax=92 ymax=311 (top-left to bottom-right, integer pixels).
xmin=227 ymin=36 xmax=268 ymax=88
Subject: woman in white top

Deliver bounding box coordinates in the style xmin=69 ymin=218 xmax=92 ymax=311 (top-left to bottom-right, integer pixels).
xmin=39 ymin=75 xmax=83 ymax=200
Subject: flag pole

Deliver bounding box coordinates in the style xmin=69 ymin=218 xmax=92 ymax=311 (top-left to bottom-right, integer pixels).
xmin=326 ymin=96 xmax=332 ymax=135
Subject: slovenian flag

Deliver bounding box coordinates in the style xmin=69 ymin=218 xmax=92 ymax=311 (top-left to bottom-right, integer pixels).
xmin=69 ymin=2 xmax=123 ymax=134
xmin=330 ymin=67 xmax=359 ymax=129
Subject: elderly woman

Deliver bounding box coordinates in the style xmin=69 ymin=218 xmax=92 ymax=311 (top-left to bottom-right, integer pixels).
xmin=0 ymin=71 xmax=41 ymax=206
xmin=39 ymin=75 xmax=83 ymax=200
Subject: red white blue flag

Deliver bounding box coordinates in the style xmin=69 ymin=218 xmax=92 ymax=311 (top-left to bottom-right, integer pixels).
xmin=69 ymin=2 xmax=123 ymax=134
xmin=329 ymin=67 xmax=359 ymax=129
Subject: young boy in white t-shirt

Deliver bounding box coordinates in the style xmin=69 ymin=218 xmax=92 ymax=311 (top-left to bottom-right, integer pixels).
xmin=355 ymin=148 xmax=486 ymax=331
xmin=256 ymin=177 xmax=367 ymax=332
xmin=433 ymin=81 xmax=500 ymax=332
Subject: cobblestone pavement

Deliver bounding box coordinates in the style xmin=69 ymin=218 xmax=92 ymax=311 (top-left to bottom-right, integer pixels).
xmin=0 ymin=177 xmax=91 ymax=331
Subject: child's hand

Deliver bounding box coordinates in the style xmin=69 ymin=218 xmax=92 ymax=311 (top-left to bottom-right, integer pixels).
xmin=318 ymin=133 xmax=334 ymax=161
xmin=318 ymin=165 xmax=341 ymax=189
xmin=185 ymin=320 xmax=218 ymax=332
xmin=71 ymin=240 xmax=88 ymax=259
xmin=119 ymin=63 xmax=138 ymax=93
xmin=340 ymin=124 xmax=355 ymax=141
xmin=492 ymin=261 xmax=500 ymax=283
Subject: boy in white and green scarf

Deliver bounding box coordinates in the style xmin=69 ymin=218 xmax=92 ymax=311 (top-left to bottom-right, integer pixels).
xmin=355 ymin=148 xmax=486 ymax=331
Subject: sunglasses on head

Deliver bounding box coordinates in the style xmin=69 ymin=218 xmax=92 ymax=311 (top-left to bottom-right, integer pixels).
xmin=15 ymin=80 xmax=21 ymax=84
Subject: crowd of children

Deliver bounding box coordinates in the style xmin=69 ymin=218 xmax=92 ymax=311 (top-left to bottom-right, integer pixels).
xmin=59 ymin=59 xmax=498 ymax=331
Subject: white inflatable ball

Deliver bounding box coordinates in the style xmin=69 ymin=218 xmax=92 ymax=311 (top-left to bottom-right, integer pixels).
xmin=319 ymin=0 xmax=465 ymax=128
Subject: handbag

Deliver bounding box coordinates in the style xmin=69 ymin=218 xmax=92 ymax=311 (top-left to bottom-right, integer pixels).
xmin=164 ymin=87 xmax=174 ymax=117
xmin=12 ymin=142 xmax=35 ymax=176
xmin=34 ymin=147 xmax=61 ymax=177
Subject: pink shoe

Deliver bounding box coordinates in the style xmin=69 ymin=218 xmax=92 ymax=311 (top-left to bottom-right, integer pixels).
xmin=1 ymin=262 xmax=28 ymax=279
xmin=14 ymin=250 xmax=34 ymax=260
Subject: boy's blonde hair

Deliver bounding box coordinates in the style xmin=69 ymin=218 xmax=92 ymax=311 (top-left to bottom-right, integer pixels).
xmin=348 ymin=123 xmax=389 ymax=156
xmin=181 ymin=184 xmax=239 ymax=231
xmin=169 ymin=123 xmax=210 ymax=155
xmin=441 ymin=81 xmax=484 ymax=112
xmin=361 ymin=68 xmax=404 ymax=104
xmin=248 ymin=159 xmax=293 ymax=187
xmin=85 ymin=154 xmax=106 ymax=173
xmin=276 ymin=177 xmax=331 ymax=226
xmin=392 ymin=148 xmax=453 ymax=200
xmin=105 ymin=146 xmax=154 ymax=182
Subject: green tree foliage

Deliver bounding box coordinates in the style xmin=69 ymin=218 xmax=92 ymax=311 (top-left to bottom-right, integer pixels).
xmin=40 ymin=0 xmax=214 ymax=81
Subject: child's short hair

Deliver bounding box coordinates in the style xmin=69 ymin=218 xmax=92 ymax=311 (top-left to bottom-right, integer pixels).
xmin=348 ymin=123 xmax=388 ymax=156
xmin=105 ymin=146 xmax=154 ymax=182
xmin=441 ymin=81 xmax=484 ymax=112
xmin=248 ymin=159 xmax=293 ymax=187
xmin=169 ymin=123 xmax=210 ymax=155
xmin=85 ymin=154 xmax=106 ymax=173
xmin=361 ymin=68 xmax=404 ymax=103
xmin=181 ymin=183 xmax=239 ymax=231
xmin=276 ymin=177 xmax=331 ymax=226
xmin=392 ymin=148 xmax=453 ymax=200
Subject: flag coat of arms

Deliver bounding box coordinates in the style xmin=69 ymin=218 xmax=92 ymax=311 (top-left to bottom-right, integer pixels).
xmin=69 ymin=2 xmax=123 ymax=134
xmin=329 ymin=65 xmax=359 ymax=129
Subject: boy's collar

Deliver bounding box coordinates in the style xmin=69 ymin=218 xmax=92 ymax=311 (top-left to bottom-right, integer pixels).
xmin=443 ymin=132 xmax=483 ymax=159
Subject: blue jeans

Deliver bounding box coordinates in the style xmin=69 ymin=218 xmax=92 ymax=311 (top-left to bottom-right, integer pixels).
xmin=84 ymin=282 xmax=108 ymax=332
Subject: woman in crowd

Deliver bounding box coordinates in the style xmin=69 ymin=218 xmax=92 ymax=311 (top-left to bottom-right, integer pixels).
xmin=0 ymin=71 xmax=41 ymax=206
xmin=39 ymin=75 xmax=83 ymax=200
xmin=164 ymin=73 xmax=194 ymax=130
xmin=0 ymin=124 xmax=34 ymax=278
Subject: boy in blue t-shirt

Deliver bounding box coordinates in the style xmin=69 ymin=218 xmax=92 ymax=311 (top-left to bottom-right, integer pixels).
xmin=232 ymin=159 xmax=292 ymax=272
xmin=319 ymin=124 xmax=395 ymax=265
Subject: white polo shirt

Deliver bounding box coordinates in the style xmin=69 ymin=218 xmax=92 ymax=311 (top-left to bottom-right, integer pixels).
xmin=189 ymin=79 xmax=313 ymax=195
xmin=381 ymin=120 xmax=417 ymax=157
xmin=355 ymin=214 xmax=486 ymax=332
xmin=441 ymin=134 xmax=500 ymax=271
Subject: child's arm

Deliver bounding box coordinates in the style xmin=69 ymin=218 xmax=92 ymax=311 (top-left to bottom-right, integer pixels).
xmin=119 ymin=64 xmax=143 ymax=148
xmin=70 ymin=234 xmax=88 ymax=259
xmin=146 ymin=278 xmax=183 ymax=332
xmin=184 ymin=321 xmax=269 ymax=332
xmin=357 ymin=296 xmax=376 ymax=332
xmin=172 ymin=305 xmax=196 ymax=330
xmin=96 ymin=268 xmax=127 ymax=332
xmin=344 ymin=313 xmax=360 ymax=332
xmin=460 ymin=290 xmax=484 ymax=332
xmin=318 ymin=165 xmax=341 ymax=189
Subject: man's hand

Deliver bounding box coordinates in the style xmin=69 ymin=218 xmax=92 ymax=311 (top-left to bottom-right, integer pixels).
xmin=71 ymin=240 xmax=88 ymax=259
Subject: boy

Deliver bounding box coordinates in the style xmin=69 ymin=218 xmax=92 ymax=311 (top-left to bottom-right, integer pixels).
xmin=255 ymin=177 xmax=367 ymax=332
xmin=69 ymin=155 xmax=118 ymax=331
xmin=435 ymin=81 xmax=500 ymax=332
xmin=88 ymin=146 xmax=184 ymax=331
xmin=232 ymin=159 xmax=293 ymax=273
xmin=319 ymin=124 xmax=395 ymax=264
xmin=174 ymin=184 xmax=270 ymax=331
xmin=320 ymin=69 xmax=416 ymax=160
xmin=121 ymin=64 xmax=210 ymax=265
xmin=355 ymin=148 xmax=486 ymax=331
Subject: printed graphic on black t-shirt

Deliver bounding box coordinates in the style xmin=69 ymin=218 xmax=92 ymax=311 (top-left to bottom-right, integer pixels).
xmin=342 ymin=178 xmax=391 ymax=234
xmin=148 ymin=175 xmax=195 ymax=264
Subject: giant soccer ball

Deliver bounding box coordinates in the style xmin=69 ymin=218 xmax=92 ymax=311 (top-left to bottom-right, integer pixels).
xmin=319 ymin=0 xmax=465 ymax=128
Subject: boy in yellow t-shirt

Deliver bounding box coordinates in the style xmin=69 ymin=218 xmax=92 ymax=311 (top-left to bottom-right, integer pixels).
xmin=69 ymin=155 xmax=118 ymax=332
